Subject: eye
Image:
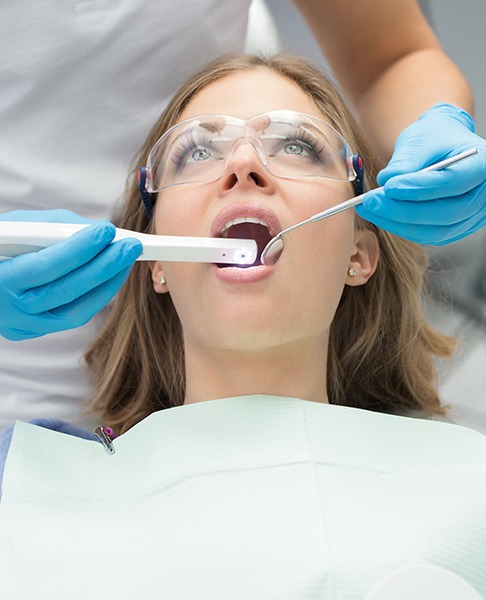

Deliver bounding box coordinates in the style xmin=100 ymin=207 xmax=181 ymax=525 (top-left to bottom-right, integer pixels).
xmin=170 ymin=142 xmax=221 ymax=171
xmin=267 ymin=127 xmax=326 ymax=163
xmin=190 ymin=147 xmax=211 ymax=162
xmin=283 ymin=141 xmax=309 ymax=156
xmin=169 ymin=124 xmax=225 ymax=171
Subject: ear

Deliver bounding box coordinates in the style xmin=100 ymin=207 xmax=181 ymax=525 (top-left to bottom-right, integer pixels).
xmin=150 ymin=261 xmax=169 ymax=294
xmin=346 ymin=229 xmax=379 ymax=287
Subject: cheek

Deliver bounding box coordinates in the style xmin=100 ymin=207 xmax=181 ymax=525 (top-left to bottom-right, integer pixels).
xmin=153 ymin=193 xmax=211 ymax=316
xmin=287 ymin=215 xmax=355 ymax=321
xmin=153 ymin=205 xmax=185 ymax=236
xmin=291 ymin=180 xmax=354 ymax=220
xmin=289 ymin=210 xmax=356 ymax=271
xmin=285 ymin=181 xmax=356 ymax=273
xmin=153 ymin=190 xmax=206 ymax=236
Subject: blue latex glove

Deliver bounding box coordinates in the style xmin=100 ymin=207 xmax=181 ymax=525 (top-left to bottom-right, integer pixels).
xmin=355 ymin=103 xmax=486 ymax=245
xmin=0 ymin=418 xmax=99 ymax=496
xmin=0 ymin=209 xmax=142 ymax=341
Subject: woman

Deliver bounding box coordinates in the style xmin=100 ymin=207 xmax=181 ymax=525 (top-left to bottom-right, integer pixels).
xmin=87 ymin=53 xmax=454 ymax=432
xmin=1 ymin=54 xmax=485 ymax=599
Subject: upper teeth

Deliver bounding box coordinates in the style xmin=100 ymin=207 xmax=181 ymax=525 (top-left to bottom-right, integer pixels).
xmin=220 ymin=217 xmax=270 ymax=237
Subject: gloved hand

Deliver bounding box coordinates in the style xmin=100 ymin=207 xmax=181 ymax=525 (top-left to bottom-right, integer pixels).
xmin=0 ymin=209 xmax=142 ymax=341
xmin=355 ymin=103 xmax=486 ymax=245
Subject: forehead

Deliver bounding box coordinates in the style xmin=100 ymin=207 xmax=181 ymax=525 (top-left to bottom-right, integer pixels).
xmin=179 ymin=68 xmax=325 ymax=123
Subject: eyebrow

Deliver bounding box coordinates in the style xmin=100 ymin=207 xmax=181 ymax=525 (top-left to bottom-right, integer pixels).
xmin=200 ymin=120 xmax=225 ymax=134
xmin=248 ymin=115 xmax=272 ymax=133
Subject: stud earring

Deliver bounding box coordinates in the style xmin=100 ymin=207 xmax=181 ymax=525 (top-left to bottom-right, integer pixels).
xmin=348 ymin=268 xmax=357 ymax=277
xmin=159 ymin=276 xmax=166 ymax=285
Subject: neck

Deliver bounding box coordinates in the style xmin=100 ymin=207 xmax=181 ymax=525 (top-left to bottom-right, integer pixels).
xmin=184 ymin=337 xmax=329 ymax=406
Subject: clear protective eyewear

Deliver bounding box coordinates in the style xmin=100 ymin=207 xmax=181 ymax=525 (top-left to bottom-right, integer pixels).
xmin=142 ymin=110 xmax=360 ymax=194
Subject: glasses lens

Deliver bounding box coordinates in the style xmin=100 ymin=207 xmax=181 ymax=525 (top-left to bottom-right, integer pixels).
xmin=256 ymin=114 xmax=350 ymax=181
xmin=147 ymin=117 xmax=232 ymax=192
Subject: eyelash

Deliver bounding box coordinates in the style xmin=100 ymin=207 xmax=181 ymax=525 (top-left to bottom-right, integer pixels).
xmin=281 ymin=129 xmax=325 ymax=159
xmin=169 ymin=124 xmax=221 ymax=169
xmin=170 ymin=142 xmax=199 ymax=169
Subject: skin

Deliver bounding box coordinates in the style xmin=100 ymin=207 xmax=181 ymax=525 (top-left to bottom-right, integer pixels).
xmin=151 ymin=69 xmax=379 ymax=406
xmin=292 ymin=0 xmax=473 ymax=164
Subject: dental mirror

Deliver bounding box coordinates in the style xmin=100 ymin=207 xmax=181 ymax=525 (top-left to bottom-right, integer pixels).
xmin=261 ymin=147 xmax=478 ymax=266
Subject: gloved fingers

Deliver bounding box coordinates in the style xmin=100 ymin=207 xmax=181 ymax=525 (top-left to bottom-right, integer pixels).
xmin=1 ymin=222 xmax=119 ymax=291
xmin=360 ymin=187 xmax=486 ymax=226
xmin=377 ymin=145 xmax=444 ymax=185
xmin=435 ymin=213 xmax=486 ymax=245
xmin=377 ymin=103 xmax=478 ymax=187
xmin=1 ymin=319 xmax=62 ymax=341
xmin=18 ymin=238 xmax=142 ymax=314
xmin=0 ymin=209 xmax=95 ymax=224
xmin=4 ymin=265 xmax=135 ymax=340
xmin=375 ymin=144 xmax=478 ymax=185
xmin=354 ymin=208 xmax=445 ymax=244
xmin=382 ymin=156 xmax=486 ymax=201
xmin=0 ymin=218 xmax=142 ymax=341
xmin=354 ymin=203 xmax=475 ymax=245
xmin=47 ymin=265 xmax=135 ymax=325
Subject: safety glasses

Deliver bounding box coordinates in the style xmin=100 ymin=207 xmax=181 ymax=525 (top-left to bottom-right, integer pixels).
xmin=138 ymin=110 xmax=363 ymax=218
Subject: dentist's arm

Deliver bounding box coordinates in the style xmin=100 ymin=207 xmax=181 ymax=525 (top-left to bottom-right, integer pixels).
xmin=293 ymin=0 xmax=472 ymax=162
xmin=0 ymin=210 xmax=142 ymax=341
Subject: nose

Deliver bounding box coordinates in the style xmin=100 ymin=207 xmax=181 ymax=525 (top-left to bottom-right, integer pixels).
xmin=218 ymin=138 xmax=275 ymax=194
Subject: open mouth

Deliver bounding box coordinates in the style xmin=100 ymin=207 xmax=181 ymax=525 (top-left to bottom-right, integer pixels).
xmin=218 ymin=217 xmax=274 ymax=268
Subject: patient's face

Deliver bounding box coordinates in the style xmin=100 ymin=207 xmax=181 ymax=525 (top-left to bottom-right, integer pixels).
xmin=151 ymin=68 xmax=376 ymax=356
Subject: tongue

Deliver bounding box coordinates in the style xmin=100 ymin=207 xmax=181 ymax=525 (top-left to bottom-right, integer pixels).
xmin=222 ymin=222 xmax=271 ymax=267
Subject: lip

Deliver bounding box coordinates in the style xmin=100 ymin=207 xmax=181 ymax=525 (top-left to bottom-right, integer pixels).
xmin=212 ymin=262 xmax=275 ymax=284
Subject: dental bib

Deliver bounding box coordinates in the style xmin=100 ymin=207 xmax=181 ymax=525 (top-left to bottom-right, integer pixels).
xmin=1 ymin=395 xmax=486 ymax=599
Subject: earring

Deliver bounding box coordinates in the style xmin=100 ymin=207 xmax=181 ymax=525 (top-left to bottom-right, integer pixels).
xmin=159 ymin=276 xmax=166 ymax=285
xmin=348 ymin=268 xmax=357 ymax=277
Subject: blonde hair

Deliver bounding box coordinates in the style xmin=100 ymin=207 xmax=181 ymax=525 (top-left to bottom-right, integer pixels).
xmin=85 ymin=54 xmax=455 ymax=434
